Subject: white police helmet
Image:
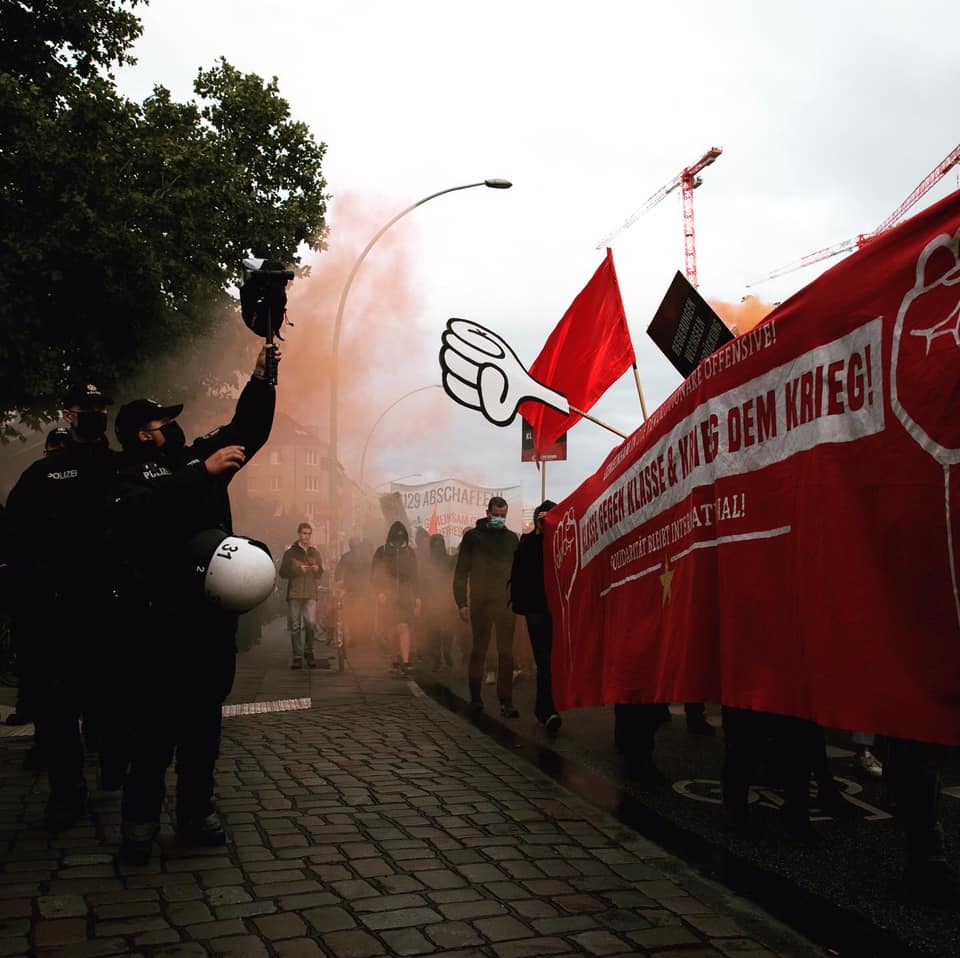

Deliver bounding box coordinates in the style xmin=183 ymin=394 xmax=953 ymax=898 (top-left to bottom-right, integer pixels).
xmin=187 ymin=530 xmax=275 ymax=612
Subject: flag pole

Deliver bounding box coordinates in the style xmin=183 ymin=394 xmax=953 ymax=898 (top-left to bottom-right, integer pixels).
xmin=541 ymin=459 xmax=547 ymax=503
xmin=632 ymin=364 xmax=649 ymax=421
xmin=569 ymin=405 xmax=629 ymax=439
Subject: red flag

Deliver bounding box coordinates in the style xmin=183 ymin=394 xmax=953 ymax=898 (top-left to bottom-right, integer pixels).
xmin=520 ymin=249 xmax=635 ymax=454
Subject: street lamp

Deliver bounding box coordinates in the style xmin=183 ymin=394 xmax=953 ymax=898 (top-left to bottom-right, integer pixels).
xmin=358 ymin=384 xmax=443 ymax=491
xmin=328 ymin=178 xmax=512 ymax=552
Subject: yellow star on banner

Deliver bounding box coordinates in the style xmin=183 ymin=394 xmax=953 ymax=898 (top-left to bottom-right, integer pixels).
xmin=660 ymin=557 xmax=674 ymax=605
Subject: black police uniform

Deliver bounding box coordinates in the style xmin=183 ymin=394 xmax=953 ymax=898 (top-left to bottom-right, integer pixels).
xmin=111 ymin=375 xmax=274 ymax=831
xmin=6 ymin=434 xmax=120 ymax=817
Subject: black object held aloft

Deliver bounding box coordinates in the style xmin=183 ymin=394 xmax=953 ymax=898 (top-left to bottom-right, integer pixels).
xmin=239 ymin=258 xmax=294 ymax=386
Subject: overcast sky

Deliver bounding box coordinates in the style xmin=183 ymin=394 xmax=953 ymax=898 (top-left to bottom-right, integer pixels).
xmin=118 ymin=0 xmax=960 ymax=509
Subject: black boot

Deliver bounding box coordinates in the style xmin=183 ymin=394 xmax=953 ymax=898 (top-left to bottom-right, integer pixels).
xmin=176 ymin=811 xmax=227 ymax=847
xmin=119 ymin=820 xmax=159 ymax=866
xmin=44 ymin=782 xmax=88 ymax=832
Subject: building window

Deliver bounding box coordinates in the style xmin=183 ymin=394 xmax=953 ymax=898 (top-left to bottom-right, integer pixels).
xmin=305 ymin=476 xmax=320 ymax=492
xmin=273 ymin=500 xmax=283 ymax=518
xmin=270 ymin=476 xmax=281 ymax=492
xmin=305 ymin=448 xmax=320 ymax=466
xmin=305 ymin=500 xmax=316 ymax=519
xmin=269 ymin=450 xmax=280 ymax=465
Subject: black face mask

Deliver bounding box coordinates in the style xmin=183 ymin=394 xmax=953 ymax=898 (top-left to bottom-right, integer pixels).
xmin=159 ymin=421 xmax=186 ymax=452
xmin=74 ymin=410 xmax=107 ymax=441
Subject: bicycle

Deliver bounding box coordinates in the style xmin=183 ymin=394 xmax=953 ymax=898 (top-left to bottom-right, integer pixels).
xmin=333 ymin=586 xmax=346 ymax=672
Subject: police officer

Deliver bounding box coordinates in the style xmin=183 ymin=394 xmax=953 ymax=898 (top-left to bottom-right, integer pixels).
xmin=3 ymin=427 xmax=73 ymax=737
xmin=5 ymin=384 xmax=120 ymax=831
xmin=110 ymin=345 xmax=276 ymax=865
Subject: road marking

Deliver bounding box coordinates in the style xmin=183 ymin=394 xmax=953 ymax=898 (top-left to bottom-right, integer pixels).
xmin=222 ymin=697 xmax=312 ymax=718
xmin=673 ymin=776 xmax=891 ymax=821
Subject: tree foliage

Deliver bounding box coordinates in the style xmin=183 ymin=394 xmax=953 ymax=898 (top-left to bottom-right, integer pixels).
xmin=0 ymin=1 xmax=328 ymax=433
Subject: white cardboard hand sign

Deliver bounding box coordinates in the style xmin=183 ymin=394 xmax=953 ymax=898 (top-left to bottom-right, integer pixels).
xmin=439 ymin=319 xmax=570 ymax=427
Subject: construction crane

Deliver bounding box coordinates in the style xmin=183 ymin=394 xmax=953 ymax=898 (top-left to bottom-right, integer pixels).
xmin=749 ymin=141 xmax=960 ymax=286
xmin=596 ymin=147 xmax=723 ymax=288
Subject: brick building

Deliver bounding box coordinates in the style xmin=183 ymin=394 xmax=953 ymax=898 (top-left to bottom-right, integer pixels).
xmin=231 ymin=412 xmax=372 ymax=563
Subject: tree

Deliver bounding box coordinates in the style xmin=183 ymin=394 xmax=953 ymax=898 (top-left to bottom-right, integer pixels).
xmin=0 ymin=1 xmax=328 ymax=434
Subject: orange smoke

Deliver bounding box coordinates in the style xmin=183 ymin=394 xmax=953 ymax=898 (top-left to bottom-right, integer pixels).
xmin=278 ymin=193 xmax=449 ymax=477
xmin=707 ymin=296 xmax=775 ymax=336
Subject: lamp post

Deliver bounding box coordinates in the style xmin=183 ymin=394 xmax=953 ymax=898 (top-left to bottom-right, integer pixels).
xmin=327 ymin=178 xmax=512 ymax=553
xmin=359 ymin=384 xmax=442 ymax=491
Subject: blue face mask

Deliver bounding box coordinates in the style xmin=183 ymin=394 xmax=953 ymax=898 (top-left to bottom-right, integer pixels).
xmin=488 ymin=516 xmax=506 ymax=529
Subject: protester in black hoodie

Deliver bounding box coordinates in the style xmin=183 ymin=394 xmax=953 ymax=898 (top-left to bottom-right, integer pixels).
xmin=453 ymin=496 xmax=519 ymax=717
xmin=371 ymin=522 xmax=420 ymax=673
xmin=422 ymin=534 xmax=456 ymax=670
xmin=510 ymin=500 xmax=560 ymax=734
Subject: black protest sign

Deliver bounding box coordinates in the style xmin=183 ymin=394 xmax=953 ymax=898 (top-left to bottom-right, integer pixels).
xmin=521 ymin=420 xmax=567 ymax=462
xmin=647 ymin=271 xmax=734 ymax=378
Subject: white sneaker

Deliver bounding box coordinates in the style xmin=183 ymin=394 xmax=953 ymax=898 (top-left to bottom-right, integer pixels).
xmin=484 ymin=671 xmax=496 ymax=685
xmin=858 ymin=748 xmax=883 ymax=777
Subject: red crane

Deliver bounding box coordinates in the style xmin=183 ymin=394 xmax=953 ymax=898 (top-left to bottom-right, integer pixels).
xmin=749 ymin=142 xmax=960 ymax=286
xmin=596 ymin=147 xmax=723 ymax=288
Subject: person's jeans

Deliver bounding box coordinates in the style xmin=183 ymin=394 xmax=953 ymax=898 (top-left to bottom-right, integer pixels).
xmin=525 ymin=612 xmax=556 ymax=722
xmin=468 ymin=602 xmax=516 ymax=704
xmin=287 ymin=599 xmax=317 ymax=659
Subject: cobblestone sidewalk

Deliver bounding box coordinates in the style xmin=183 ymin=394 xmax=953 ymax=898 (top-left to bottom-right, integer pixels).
xmin=0 ymin=688 xmax=819 ymax=957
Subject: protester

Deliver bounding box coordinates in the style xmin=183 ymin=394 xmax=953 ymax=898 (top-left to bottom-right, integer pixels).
xmin=335 ymin=537 xmax=371 ymax=648
xmin=510 ymin=499 xmax=561 ymax=734
xmin=614 ymin=703 xmax=670 ymax=784
xmin=885 ymin=737 xmax=959 ymax=906
xmin=453 ymin=496 xmax=520 ymax=717
xmin=5 ymin=384 xmax=123 ymax=829
xmin=412 ymin=527 xmax=433 ymax=660
xmin=683 ymin=703 xmax=716 ymax=736
xmin=278 ymin=522 xmax=326 ymax=670
xmin=852 ymin=731 xmax=883 ymax=777
xmin=721 ymin=706 xmax=818 ymax=846
xmin=371 ymin=522 xmax=420 ymax=674
xmin=110 ymin=344 xmax=276 ymax=864
xmin=421 ymin=534 xmax=456 ymax=670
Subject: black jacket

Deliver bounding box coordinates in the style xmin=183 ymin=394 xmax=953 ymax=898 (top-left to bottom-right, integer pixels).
xmin=278 ymin=543 xmax=323 ymax=601
xmin=109 ymin=376 xmax=275 ymax=606
xmin=6 ymin=437 xmax=119 ymax=603
xmin=371 ymin=544 xmax=419 ymax=612
xmin=453 ymin=518 xmax=519 ymax=609
xmin=509 ymin=531 xmax=548 ymax=616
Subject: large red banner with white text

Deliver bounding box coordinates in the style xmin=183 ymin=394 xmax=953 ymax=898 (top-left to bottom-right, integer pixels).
xmin=544 ymin=191 xmax=960 ymax=746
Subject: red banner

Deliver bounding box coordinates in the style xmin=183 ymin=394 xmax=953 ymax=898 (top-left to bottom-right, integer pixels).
xmin=544 ymin=191 xmax=960 ymax=746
